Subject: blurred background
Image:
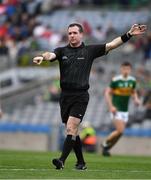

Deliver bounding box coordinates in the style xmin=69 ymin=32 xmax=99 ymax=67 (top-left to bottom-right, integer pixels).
xmin=0 ymin=0 xmax=151 ymax=155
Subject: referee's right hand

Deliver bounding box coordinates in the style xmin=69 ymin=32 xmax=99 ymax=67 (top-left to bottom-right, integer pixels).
xmin=33 ymin=56 xmax=43 ymax=65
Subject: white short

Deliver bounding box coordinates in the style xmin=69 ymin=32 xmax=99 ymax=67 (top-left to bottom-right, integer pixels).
xmin=110 ymin=111 xmax=129 ymax=123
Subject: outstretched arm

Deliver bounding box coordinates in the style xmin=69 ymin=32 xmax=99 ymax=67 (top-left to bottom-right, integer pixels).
xmin=106 ymin=24 xmax=147 ymax=53
xmin=33 ymin=52 xmax=56 ymax=65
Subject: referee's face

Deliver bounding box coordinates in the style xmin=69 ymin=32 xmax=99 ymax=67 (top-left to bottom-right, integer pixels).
xmin=68 ymin=26 xmax=83 ymax=47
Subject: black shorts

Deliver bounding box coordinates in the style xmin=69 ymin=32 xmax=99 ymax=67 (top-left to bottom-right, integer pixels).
xmin=59 ymin=91 xmax=89 ymax=124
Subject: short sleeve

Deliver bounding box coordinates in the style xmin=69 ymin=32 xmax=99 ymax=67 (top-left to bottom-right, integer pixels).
xmin=133 ymin=80 xmax=136 ymax=89
xmin=110 ymin=80 xmax=115 ymax=89
xmin=88 ymin=44 xmax=106 ymax=59
xmin=53 ymin=47 xmax=62 ymax=61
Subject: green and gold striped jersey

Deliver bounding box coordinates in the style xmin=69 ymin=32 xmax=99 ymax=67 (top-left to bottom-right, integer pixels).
xmin=110 ymin=75 xmax=136 ymax=112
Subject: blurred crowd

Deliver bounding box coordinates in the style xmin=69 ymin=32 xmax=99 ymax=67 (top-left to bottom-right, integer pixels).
xmin=0 ymin=0 xmax=151 ymax=125
xmin=0 ymin=0 xmax=151 ymax=67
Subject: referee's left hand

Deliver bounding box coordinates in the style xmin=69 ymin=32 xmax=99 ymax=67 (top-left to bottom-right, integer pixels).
xmin=128 ymin=24 xmax=147 ymax=36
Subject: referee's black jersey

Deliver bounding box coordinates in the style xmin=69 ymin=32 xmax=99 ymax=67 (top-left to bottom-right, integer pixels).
xmin=53 ymin=42 xmax=106 ymax=91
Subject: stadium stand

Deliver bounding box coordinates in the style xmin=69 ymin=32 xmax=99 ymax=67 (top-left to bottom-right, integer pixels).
xmin=0 ymin=1 xmax=151 ymax=152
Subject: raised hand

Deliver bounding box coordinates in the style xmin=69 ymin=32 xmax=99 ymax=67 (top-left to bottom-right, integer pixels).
xmin=129 ymin=24 xmax=147 ymax=36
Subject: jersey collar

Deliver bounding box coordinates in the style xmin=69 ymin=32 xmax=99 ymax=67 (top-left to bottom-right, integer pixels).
xmin=67 ymin=42 xmax=85 ymax=49
xmin=121 ymin=75 xmax=130 ymax=80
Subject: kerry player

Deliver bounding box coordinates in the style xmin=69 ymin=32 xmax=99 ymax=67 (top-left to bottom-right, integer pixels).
xmin=102 ymin=62 xmax=141 ymax=156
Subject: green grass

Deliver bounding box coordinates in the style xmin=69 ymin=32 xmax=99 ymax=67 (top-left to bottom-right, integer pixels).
xmin=0 ymin=150 xmax=151 ymax=179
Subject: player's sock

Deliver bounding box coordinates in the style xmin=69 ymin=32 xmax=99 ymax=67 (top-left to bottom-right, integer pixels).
xmin=102 ymin=141 xmax=111 ymax=149
xmin=101 ymin=141 xmax=111 ymax=156
xmin=73 ymin=135 xmax=85 ymax=164
xmin=59 ymin=135 xmax=76 ymax=163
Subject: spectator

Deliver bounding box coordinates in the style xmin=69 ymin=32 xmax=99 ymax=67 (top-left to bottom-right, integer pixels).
xmin=48 ymin=78 xmax=61 ymax=102
xmin=0 ymin=38 xmax=9 ymax=55
xmin=0 ymin=105 xmax=3 ymax=118
xmin=142 ymin=32 xmax=151 ymax=64
xmin=92 ymin=26 xmax=107 ymax=42
xmin=0 ymin=22 xmax=9 ymax=39
xmin=143 ymin=90 xmax=151 ymax=120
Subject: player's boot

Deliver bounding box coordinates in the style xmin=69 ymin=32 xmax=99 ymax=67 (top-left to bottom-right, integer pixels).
xmin=75 ymin=162 xmax=87 ymax=170
xmin=52 ymin=158 xmax=64 ymax=170
xmin=101 ymin=144 xmax=111 ymax=157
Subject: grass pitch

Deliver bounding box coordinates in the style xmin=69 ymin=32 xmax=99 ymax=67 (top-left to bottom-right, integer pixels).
xmin=0 ymin=150 xmax=151 ymax=179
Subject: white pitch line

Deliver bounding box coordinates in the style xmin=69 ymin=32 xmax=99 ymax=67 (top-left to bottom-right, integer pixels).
xmin=0 ymin=168 xmax=151 ymax=173
xmin=0 ymin=168 xmax=50 ymax=171
xmin=85 ymin=169 xmax=151 ymax=173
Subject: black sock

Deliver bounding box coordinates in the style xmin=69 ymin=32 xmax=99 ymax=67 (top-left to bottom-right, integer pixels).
xmin=59 ymin=135 xmax=76 ymax=163
xmin=73 ymin=135 xmax=85 ymax=164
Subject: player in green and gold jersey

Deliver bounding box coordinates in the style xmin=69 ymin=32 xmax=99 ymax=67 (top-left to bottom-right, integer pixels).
xmin=102 ymin=62 xmax=141 ymax=156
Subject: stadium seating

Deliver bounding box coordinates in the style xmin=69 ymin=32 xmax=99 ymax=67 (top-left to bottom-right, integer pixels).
xmin=0 ymin=9 xmax=151 ymax=138
xmin=37 ymin=10 xmax=150 ymax=32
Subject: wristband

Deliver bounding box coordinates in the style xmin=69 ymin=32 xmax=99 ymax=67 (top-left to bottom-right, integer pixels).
xmin=127 ymin=32 xmax=132 ymax=38
xmin=121 ymin=33 xmax=132 ymax=43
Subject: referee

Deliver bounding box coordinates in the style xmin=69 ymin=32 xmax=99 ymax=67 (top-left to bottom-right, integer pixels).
xmin=33 ymin=23 xmax=146 ymax=170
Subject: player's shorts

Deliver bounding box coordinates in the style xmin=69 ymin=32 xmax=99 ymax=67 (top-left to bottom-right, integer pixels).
xmin=110 ymin=111 xmax=129 ymax=123
xmin=59 ymin=91 xmax=89 ymax=124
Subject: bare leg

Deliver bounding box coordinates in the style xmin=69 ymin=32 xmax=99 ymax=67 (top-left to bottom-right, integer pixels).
xmin=106 ymin=119 xmax=126 ymax=149
xmin=59 ymin=116 xmax=80 ymax=163
xmin=102 ymin=119 xmax=126 ymax=156
xmin=52 ymin=116 xmax=80 ymax=169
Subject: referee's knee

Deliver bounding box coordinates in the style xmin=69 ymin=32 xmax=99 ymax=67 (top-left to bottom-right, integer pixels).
xmin=66 ymin=127 xmax=77 ymax=136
